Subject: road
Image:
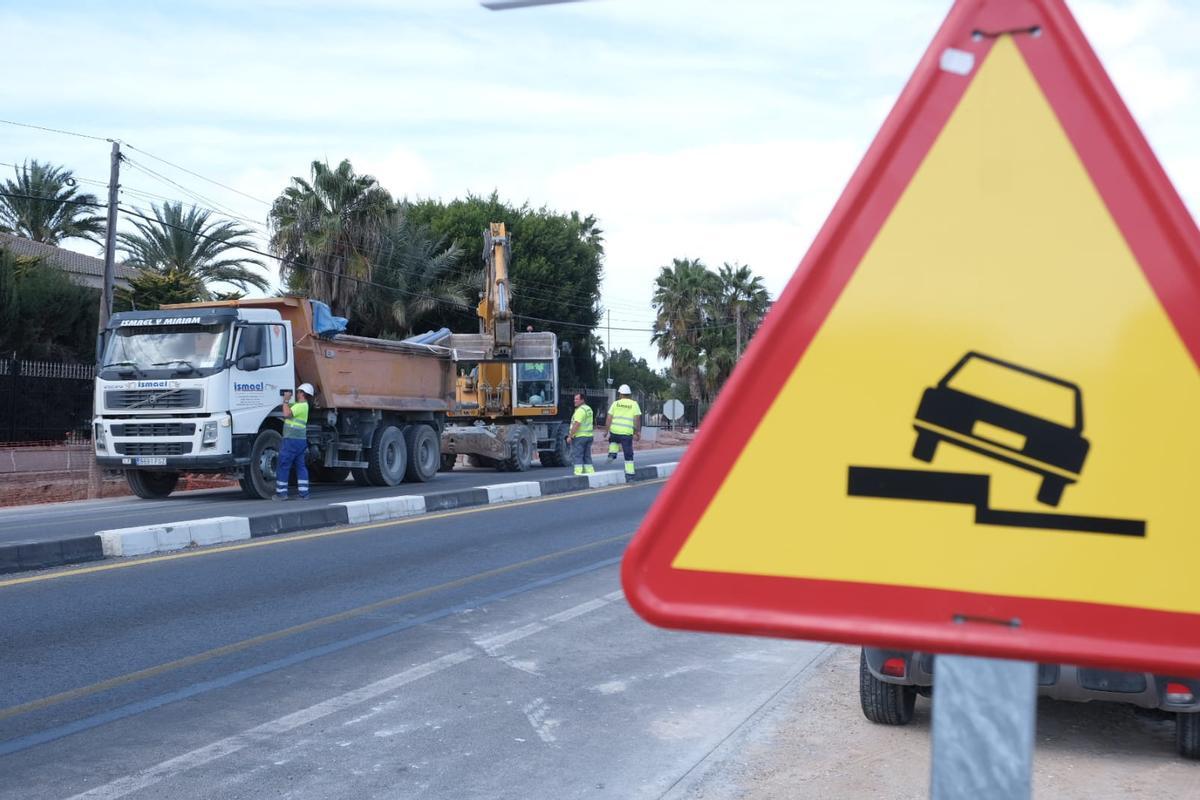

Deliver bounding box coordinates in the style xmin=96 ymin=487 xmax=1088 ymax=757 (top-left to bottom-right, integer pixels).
xmin=0 ymin=476 xmax=828 ymax=800
xmin=0 ymin=447 xmax=685 ymax=544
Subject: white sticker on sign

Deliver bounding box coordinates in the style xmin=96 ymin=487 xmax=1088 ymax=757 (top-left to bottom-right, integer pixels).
xmin=940 ymin=48 xmax=975 ymax=76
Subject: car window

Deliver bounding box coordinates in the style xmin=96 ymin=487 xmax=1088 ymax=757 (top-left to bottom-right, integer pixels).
xmin=946 ymin=357 xmax=1076 ymax=428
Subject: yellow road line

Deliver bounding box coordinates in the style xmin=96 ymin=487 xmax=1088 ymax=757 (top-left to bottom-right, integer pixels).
xmin=0 ymin=478 xmax=664 ymax=590
xmin=0 ymin=531 xmax=633 ymax=722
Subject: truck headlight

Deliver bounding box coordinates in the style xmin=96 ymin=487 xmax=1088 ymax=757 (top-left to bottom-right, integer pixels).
xmin=202 ymin=420 xmax=219 ymax=445
xmin=94 ymin=422 xmax=105 ymax=451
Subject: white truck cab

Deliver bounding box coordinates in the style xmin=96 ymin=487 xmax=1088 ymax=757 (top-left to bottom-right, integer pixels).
xmin=94 ymin=306 xmax=296 ymax=497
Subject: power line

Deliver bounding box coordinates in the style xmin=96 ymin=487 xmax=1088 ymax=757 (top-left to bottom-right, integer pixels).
xmin=123 ymin=157 xmax=267 ymax=230
xmin=0 ymin=189 xmax=106 ymax=209
xmin=122 ymin=142 xmax=270 ymax=206
xmin=0 ymin=118 xmax=110 ymax=143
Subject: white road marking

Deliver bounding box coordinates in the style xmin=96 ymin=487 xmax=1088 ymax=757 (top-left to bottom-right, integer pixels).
xmin=68 ymin=589 xmax=623 ymax=799
xmin=521 ymin=698 xmax=559 ymax=744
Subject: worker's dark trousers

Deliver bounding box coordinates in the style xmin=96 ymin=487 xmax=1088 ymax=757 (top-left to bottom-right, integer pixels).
xmin=276 ymin=438 xmax=310 ymax=498
xmin=572 ymin=436 xmax=594 ymax=475
xmin=609 ymin=433 xmax=636 ymax=476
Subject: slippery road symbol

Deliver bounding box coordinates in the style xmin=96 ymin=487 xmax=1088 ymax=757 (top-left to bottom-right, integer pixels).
xmin=847 ymin=352 xmax=1146 ymax=537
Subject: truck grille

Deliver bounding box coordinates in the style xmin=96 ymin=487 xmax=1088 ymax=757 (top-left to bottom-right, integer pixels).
xmin=106 ymin=389 xmax=202 ymax=410
xmin=110 ymin=423 xmax=197 ymax=437
xmin=114 ymin=442 xmax=194 ymax=456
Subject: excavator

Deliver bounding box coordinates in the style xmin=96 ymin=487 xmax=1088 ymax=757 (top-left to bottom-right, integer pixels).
xmin=438 ymin=223 xmax=571 ymax=471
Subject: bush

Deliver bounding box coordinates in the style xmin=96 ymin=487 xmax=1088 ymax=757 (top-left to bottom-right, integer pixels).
xmin=0 ymin=246 xmax=99 ymax=361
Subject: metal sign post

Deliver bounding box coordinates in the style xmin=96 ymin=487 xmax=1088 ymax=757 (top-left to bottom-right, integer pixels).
xmin=931 ymin=656 xmax=1037 ymax=800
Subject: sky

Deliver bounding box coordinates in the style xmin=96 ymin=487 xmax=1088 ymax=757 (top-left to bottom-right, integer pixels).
xmin=1 ymin=0 xmax=1197 ymax=362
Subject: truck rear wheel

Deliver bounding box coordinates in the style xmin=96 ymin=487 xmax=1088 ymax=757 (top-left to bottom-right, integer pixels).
xmin=242 ymin=428 xmax=282 ymax=499
xmin=499 ymin=427 xmax=533 ymax=472
xmin=126 ymin=470 xmax=179 ymax=499
xmin=404 ymin=425 xmax=440 ymax=483
xmin=366 ymin=425 xmax=407 ymax=487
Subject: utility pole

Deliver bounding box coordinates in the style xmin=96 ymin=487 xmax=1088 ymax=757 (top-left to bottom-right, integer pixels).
xmin=606 ymin=309 xmax=611 ymax=387
xmin=88 ymin=140 xmax=121 ymax=500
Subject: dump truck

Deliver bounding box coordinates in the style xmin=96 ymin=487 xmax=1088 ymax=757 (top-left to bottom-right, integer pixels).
xmin=93 ymin=297 xmax=456 ymax=499
xmin=438 ymin=222 xmax=571 ymax=472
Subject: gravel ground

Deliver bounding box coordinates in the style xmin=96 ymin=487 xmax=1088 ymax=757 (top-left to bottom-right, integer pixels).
xmin=665 ymin=645 xmax=1196 ymax=799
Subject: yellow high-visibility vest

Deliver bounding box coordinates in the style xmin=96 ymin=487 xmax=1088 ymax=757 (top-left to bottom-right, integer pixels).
xmin=607 ymin=398 xmax=641 ymax=436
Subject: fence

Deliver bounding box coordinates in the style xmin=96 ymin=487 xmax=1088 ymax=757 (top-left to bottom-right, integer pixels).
xmin=0 ymin=358 xmax=96 ymax=443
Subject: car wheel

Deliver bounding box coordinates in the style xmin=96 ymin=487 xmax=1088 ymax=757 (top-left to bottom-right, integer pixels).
xmin=912 ymin=431 xmax=939 ymax=462
xmin=859 ymin=649 xmax=916 ymax=725
xmin=1178 ymin=712 xmax=1200 ymax=759
xmin=1037 ymin=476 xmax=1067 ymax=507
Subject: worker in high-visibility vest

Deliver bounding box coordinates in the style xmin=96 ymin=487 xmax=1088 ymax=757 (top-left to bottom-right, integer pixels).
xmin=567 ymin=392 xmax=595 ymax=476
xmin=606 ymin=384 xmax=642 ymax=482
xmin=275 ymin=382 xmax=313 ymax=500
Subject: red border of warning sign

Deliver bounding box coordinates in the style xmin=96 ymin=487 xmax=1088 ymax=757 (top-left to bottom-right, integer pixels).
xmin=622 ymin=0 xmax=1200 ymax=677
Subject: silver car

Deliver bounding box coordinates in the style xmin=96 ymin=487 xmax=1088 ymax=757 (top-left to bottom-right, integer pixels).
xmin=860 ymin=647 xmax=1200 ymax=759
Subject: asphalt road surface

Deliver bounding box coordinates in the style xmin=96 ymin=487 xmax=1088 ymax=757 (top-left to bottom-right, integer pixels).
xmin=0 ymin=477 xmax=828 ymax=800
xmin=0 ymin=447 xmax=685 ymax=545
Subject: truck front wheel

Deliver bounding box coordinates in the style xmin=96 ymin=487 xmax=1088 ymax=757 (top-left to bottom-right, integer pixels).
xmin=242 ymin=428 xmax=282 ymax=499
xmin=126 ymin=470 xmax=179 ymax=499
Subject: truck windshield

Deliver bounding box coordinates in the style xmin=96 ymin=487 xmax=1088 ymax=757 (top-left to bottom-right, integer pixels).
xmin=103 ymin=323 xmax=231 ymax=372
xmin=516 ymin=360 xmax=554 ymax=406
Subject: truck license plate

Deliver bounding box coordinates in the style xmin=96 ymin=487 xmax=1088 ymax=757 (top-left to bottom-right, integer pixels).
xmin=135 ymin=457 xmax=168 ymax=466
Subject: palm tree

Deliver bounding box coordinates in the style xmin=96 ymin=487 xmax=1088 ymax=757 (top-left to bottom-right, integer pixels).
xmin=117 ymin=201 xmax=268 ymax=298
xmin=651 ymin=258 xmax=716 ymax=402
xmin=716 ymin=262 xmax=770 ymax=359
xmin=269 ymin=159 xmax=393 ymax=316
xmin=0 ymin=160 xmax=105 ymax=245
xmin=352 ymin=215 xmax=469 ymax=339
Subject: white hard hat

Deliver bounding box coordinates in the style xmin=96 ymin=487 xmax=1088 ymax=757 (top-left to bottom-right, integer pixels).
xmin=297 ymin=383 xmax=315 ymax=396
xmin=618 ymin=384 xmax=632 ymax=394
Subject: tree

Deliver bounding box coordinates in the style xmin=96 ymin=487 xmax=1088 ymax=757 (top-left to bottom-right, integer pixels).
xmin=0 ymin=246 xmax=98 ymax=360
xmin=269 ymin=159 xmax=393 ymax=316
xmin=0 ymin=160 xmax=105 ymax=246
xmin=716 ymin=262 xmax=769 ymax=359
xmin=651 ymin=258 xmax=717 ymax=402
xmin=114 ymin=269 xmax=206 ymax=311
xmin=405 ymin=193 xmax=605 ymax=387
xmin=603 ymin=348 xmax=670 ymax=399
xmin=652 ymin=259 xmax=771 ymax=402
xmin=117 ymin=201 xmax=268 ymax=299
xmin=349 ymin=216 xmax=468 ymax=339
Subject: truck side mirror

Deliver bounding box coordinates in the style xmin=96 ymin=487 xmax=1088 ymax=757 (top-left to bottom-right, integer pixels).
xmin=238 ymin=355 xmax=261 ymax=372
xmin=237 ymin=325 xmax=264 ymax=359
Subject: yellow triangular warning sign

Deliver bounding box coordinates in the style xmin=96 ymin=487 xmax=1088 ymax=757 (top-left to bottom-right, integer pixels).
xmin=623 ymin=0 xmax=1200 ymax=676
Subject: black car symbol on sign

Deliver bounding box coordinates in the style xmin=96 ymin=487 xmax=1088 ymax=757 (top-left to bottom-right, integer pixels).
xmin=910 ymin=352 xmax=1089 ymax=506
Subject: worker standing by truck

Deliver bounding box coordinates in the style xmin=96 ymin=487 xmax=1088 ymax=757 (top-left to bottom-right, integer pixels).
xmin=275 ymin=382 xmax=314 ymax=500
xmin=606 ymin=384 xmax=642 ymax=482
xmin=568 ymin=392 xmax=595 ymax=476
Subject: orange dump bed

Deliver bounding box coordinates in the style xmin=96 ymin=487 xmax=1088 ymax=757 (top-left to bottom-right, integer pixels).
xmin=167 ymin=297 xmax=455 ymax=413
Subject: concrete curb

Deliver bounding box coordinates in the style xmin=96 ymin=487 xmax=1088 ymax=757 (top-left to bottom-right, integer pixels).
xmin=0 ymin=462 xmax=679 ymax=575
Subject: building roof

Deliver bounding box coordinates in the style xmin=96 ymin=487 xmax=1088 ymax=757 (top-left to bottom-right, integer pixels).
xmin=0 ymin=232 xmax=139 ymax=281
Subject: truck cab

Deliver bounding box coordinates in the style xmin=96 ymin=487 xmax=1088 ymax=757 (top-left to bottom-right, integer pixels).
xmin=94 ymin=306 xmax=296 ymax=498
